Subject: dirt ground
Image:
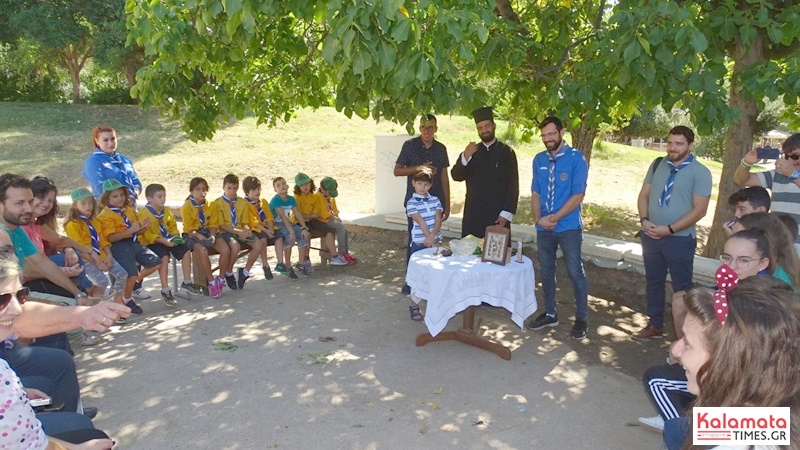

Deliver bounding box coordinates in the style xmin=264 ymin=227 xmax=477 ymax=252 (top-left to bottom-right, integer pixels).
xmin=324 ymin=224 xmax=672 ymax=381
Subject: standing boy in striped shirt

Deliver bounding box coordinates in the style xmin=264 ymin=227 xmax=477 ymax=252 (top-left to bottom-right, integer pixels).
xmin=405 ymin=167 xmax=443 ymax=321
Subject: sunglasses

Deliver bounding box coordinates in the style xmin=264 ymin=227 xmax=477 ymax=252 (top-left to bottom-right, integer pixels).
xmin=784 ymin=153 xmax=800 ymax=160
xmin=0 ymin=286 xmax=29 ymax=310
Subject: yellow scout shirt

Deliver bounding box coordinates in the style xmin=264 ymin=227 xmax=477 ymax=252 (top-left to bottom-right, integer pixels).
xmin=213 ymin=196 xmax=250 ymax=229
xmin=138 ymin=205 xmax=181 ymax=246
xmin=180 ymin=198 xmax=219 ymax=233
xmin=64 ymin=217 xmax=111 ymax=259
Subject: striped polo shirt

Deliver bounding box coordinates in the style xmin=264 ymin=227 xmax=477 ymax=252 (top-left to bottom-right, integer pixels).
xmin=757 ymin=170 xmax=800 ymax=245
xmin=406 ymin=193 xmax=443 ymax=244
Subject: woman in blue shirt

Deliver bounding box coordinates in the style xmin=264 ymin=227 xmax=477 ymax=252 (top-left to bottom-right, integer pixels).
xmin=82 ymin=126 xmax=142 ymax=202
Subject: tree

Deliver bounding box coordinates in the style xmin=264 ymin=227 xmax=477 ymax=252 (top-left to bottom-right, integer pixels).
xmin=93 ymin=2 xmax=146 ymax=91
xmin=1 ymin=0 xmax=119 ymax=102
xmin=619 ymin=106 xmax=673 ymax=144
xmin=604 ymin=0 xmax=800 ymax=257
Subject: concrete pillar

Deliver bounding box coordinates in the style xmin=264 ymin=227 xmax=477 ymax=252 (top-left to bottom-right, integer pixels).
xmin=375 ymin=134 xmax=414 ymax=214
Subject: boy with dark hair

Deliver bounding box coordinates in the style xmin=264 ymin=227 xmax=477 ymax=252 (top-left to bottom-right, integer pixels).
xmin=724 ymin=186 xmax=771 ymax=235
xmin=405 ymin=167 xmax=443 ymax=321
xmin=139 ymin=183 xmax=201 ymax=306
xmin=242 ymin=175 xmax=285 ymax=280
xmin=270 ymin=177 xmax=311 ymax=277
xmin=213 ymin=174 xmax=265 ymax=289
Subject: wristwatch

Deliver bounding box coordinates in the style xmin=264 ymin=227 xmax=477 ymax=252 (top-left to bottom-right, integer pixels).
xmin=791 ymin=170 xmax=800 ymax=181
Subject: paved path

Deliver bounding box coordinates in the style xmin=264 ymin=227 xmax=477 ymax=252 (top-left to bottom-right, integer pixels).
xmin=76 ymin=273 xmax=661 ymax=449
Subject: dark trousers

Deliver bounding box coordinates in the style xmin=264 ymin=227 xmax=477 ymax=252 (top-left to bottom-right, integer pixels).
xmin=642 ymin=363 xmax=694 ymax=420
xmin=640 ymin=234 xmax=696 ymax=328
xmin=1 ymin=344 xmax=80 ymax=412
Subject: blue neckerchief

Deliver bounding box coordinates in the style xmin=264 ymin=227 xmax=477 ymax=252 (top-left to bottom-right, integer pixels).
xmin=78 ymin=214 xmax=100 ymax=253
xmin=94 ymin=148 xmax=137 ymax=199
xmin=146 ymin=204 xmax=172 ymax=239
xmin=546 ymin=145 xmax=567 ymax=214
xmin=109 ymin=206 xmax=137 ymax=242
xmin=659 ymin=153 xmax=695 ymax=208
xmin=245 ymin=196 xmax=266 ymax=222
xmin=221 ymin=195 xmax=237 ymax=225
xmin=188 ymin=196 xmax=206 ymax=228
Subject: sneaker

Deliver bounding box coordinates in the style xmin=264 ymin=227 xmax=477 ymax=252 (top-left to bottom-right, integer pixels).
xmin=115 ymin=316 xmax=127 ymax=324
xmin=215 ymin=276 xmax=226 ymax=290
xmin=294 ymin=263 xmax=309 ymax=277
xmin=161 ymin=289 xmax=178 ymax=307
xmin=263 ymin=265 xmax=273 ymax=280
xmin=275 ymin=263 xmax=289 ymax=275
xmin=288 ymin=268 xmax=299 ymax=280
xmin=125 ymin=299 xmax=143 ymax=315
xmin=527 ymin=313 xmax=558 ymax=330
xmin=343 ymin=252 xmax=358 ymax=264
xmin=631 ymin=325 xmax=664 ymax=340
xmin=132 ymin=286 xmax=151 ymax=299
xmin=330 ymin=255 xmax=348 ymax=266
xmin=638 ymin=415 xmax=665 ymax=432
xmin=208 ymin=280 xmax=221 ymax=299
xmin=237 ymin=268 xmax=249 ymax=289
xmin=303 ymin=259 xmax=313 ymax=274
xmin=570 ymin=319 xmax=588 ymax=339
xmin=180 ymin=281 xmax=202 ymax=296
xmin=225 ymin=273 xmax=238 ymax=290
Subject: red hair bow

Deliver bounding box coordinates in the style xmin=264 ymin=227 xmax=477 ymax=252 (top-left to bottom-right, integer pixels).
xmin=714 ymin=264 xmax=738 ymax=324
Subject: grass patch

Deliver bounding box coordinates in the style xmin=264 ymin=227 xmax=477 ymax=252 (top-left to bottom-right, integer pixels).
xmin=0 ymin=102 xmax=724 ymax=245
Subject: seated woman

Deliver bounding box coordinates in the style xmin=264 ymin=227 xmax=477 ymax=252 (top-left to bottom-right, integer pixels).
xmin=0 ymin=255 xmax=114 ymax=449
xmin=639 ymin=229 xmax=774 ymax=443
xmin=21 ymin=176 xmax=110 ymax=300
xmin=674 ymin=275 xmax=799 ymax=449
xmin=734 ymin=212 xmax=800 ymax=290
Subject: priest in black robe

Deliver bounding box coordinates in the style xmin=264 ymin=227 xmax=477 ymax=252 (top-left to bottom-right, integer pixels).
xmin=451 ymin=107 xmax=519 ymax=238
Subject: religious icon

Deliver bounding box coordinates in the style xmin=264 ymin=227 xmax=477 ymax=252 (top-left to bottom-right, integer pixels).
xmin=481 ymin=225 xmax=510 ymax=266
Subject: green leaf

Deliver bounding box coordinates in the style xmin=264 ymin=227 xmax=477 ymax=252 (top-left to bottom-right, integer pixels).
xmin=623 ymin=41 xmax=640 ymax=65
xmin=719 ymin=19 xmax=736 ymax=42
xmin=378 ymin=40 xmax=396 ymax=75
xmin=458 ymin=42 xmax=473 ymax=61
xmin=343 ymin=28 xmax=356 ymax=59
xmin=416 ymin=58 xmax=430 ymax=82
xmin=353 ymin=50 xmax=372 ymax=75
xmin=321 ymin=35 xmax=340 ymax=63
xmin=212 ymin=340 xmax=238 ymax=351
xmin=739 ymin=25 xmax=756 ymax=46
xmin=654 ymin=44 xmax=673 ymax=65
xmin=391 ymin=18 xmax=410 ymax=42
xmin=689 ymin=30 xmax=708 ymax=53
xmin=224 ymin=0 xmax=242 ymax=16
xmin=767 ymin=27 xmax=783 ymax=45
xmin=447 ymin=20 xmax=461 ymax=41
xmin=636 ymin=36 xmax=651 ymax=55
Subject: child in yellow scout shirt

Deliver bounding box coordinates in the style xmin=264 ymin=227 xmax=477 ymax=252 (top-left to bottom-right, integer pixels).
xmin=294 ymin=173 xmax=345 ymax=266
xmin=64 ymin=187 xmax=128 ymax=306
xmin=213 ymin=174 xmax=265 ymax=290
xmin=95 ymin=179 xmax=161 ymax=314
xmin=180 ymin=177 xmax=227 ymax=299
xmin=139 ymin=183 xmax=202 ymax=306
xmin=242 ymin=176 xmax=288 ymax=280
xmin=317 ymin=177 xmax=357 ymax=264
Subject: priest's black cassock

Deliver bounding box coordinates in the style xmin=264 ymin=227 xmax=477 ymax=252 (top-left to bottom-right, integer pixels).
xmin=451 ymin=140 xmax=519 ymax=238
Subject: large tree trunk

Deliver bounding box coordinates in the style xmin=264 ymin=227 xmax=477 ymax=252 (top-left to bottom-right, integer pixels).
xmin=571 ymin=121 xmax=597 ymax=167
xmin=704 ymin=33 xmax=764 ymax=258
xmin=60 ymin=42 xmax=91 ymax=103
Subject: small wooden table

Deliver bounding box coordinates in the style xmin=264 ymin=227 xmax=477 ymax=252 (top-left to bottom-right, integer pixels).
xmin=407 ymin=248 xmax=537 ymax=360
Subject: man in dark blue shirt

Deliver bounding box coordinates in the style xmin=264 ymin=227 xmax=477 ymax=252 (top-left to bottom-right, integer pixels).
xmin=395 ymin=114 xmax=450 ymax=294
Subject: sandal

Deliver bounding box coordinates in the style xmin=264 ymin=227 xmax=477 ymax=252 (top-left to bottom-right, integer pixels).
xmin=409 ymin=305 xmax=423 ymax=321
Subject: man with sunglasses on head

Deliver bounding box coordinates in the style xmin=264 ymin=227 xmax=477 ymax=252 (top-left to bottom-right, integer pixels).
xmin=735 ymin=133 xmax=800 ymax=254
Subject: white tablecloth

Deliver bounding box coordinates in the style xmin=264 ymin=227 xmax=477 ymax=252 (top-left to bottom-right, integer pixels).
xmin=406 ymin=247 xmax=537 ymax=337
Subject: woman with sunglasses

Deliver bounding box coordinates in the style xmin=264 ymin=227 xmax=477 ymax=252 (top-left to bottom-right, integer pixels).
xmin=734 ymin=133 xmax=800 ymax=254
xmin=0 ymin=256 xmax=114 ymax=449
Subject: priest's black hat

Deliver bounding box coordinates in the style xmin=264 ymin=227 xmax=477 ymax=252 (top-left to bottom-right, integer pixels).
xmin=471 ymin=106 xmax=493 ymax=124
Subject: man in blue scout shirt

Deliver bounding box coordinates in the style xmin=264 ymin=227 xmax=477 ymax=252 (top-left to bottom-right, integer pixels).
xmin=526 ymin=117 xmax=590 ymax=340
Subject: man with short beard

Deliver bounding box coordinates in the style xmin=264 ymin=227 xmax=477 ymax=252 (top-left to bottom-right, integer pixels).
xmin=451 ymin=107 xmax=519 ymax=238
xmin=527 ymin=117 xmax=590 ymax=339
xmin=633 ymin=126 xmax=711 ymax=341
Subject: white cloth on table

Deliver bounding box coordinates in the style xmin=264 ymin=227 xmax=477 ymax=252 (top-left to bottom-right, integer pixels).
xmin=406 ymin=247 xmax=537 ymax=337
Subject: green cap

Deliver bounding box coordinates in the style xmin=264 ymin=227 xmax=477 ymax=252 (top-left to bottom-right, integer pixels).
xmin=294 ymin=172 xmax=311 ymax=186
xmin=71 ymin=187 xmax=93 ymax=202
xmin=320 ymin=177 xmax=338 ymax=198
xmin=102 ymin=178 xmax=125 ymax=193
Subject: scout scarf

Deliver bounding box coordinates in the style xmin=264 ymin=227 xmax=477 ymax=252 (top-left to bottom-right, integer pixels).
xmin=546 ymin=146 xmax=567 ymax=214
xmin=244 ymin=196 xmax=267 ymax=222
xmin=659 ymin=154 xmax=694 ymax=208
xmin=221 ymin=195 xmax=237 ymax=226
xmin=145 ymin=204 xmax=173 ymax=239
xmin=79 ymin=214 xmax=101 ymax=253
xmin=109 ymin=206 xmax=137 ymax=242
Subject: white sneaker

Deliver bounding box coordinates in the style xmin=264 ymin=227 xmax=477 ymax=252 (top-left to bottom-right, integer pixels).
xmin=132 ymin=288 xmax=151 ymax=299
xmin=330 ymin=255 xmax=348 ymax=266
xmin=638 ymin=415 xmax=665 ymax=432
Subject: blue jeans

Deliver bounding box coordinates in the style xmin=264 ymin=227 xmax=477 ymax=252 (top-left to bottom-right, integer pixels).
xmin=640 ymin=234 xmax=696 ymax=328
xmin=1 ymin=344 xmax=80 ymax=412
xmin=49 ymin=253 xmax=92 ymax=291
xmin=537 ymin=228 xmax=588 ymax=321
